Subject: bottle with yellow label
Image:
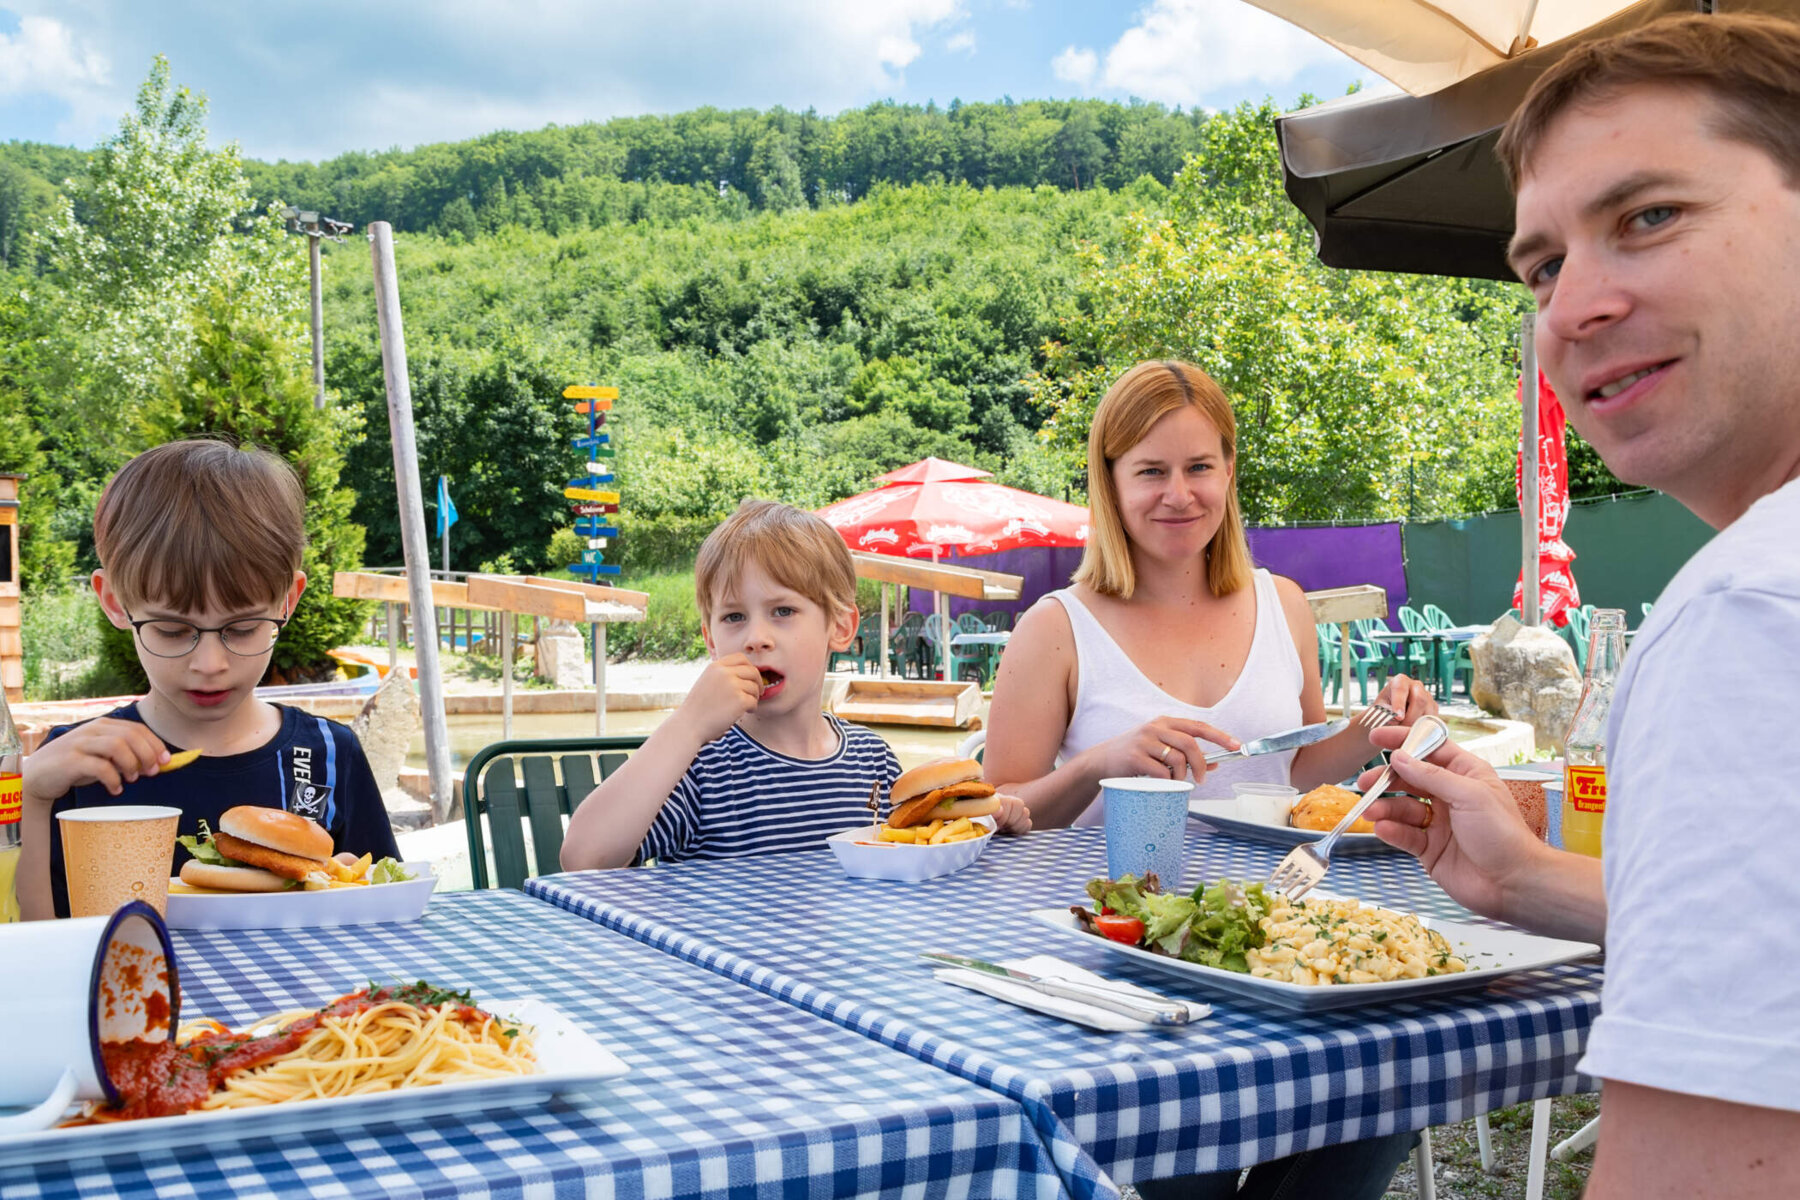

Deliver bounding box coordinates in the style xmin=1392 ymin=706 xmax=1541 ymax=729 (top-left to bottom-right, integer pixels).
xmin=0 ymin=683 xmax=23 ymax=922
xmin=1562 ymin=608 xmax=1626 ymax=857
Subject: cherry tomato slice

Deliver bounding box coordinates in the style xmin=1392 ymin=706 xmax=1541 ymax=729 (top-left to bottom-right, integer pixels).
xmin=1093 ymin=914 xmax=1145 ymax=945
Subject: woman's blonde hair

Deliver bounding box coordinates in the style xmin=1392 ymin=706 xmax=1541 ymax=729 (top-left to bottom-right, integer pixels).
xmin=1073 ymin=360 xmax=1253 ymax=599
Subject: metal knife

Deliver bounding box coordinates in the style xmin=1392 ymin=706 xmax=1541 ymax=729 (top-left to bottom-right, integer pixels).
xmin=921 ymin=953 xmax=1196 ymax=1026
xmin=1202 ymin=719 xmax=1349 ymax=765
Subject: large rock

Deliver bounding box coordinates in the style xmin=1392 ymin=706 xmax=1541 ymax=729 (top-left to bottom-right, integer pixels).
xmin=1469 ymin=615 xmax=1583 ymax=753
xmin=534 ymin=620 xmax=591 ymax=689
xmin=352 ymin=670 xmax=423 ymax=824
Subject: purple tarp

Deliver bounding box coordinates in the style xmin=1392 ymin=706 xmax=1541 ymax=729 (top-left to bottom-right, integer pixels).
xmin=907 ymin=523 xmax=1408 ymax=625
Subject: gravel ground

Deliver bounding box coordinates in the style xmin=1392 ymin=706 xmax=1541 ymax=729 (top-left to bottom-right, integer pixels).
xmin=1119 ymin=1094 xmax=1598 ymax=1199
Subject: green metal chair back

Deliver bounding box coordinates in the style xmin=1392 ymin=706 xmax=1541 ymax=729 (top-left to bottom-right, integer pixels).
xmin=462 ymin=735 xmax=648 ymax=890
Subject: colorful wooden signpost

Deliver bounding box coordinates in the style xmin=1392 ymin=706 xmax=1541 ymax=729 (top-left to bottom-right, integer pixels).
xmin=562 ymin=384 xmax=622 ymax=578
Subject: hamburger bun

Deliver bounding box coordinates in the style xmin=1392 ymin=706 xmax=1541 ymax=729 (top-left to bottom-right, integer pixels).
xmin=178 ymin=859 xmax=295 ymax=893
xmin=888 ymin=758 xmax=1000 ymax=828
xmin=213 ymin=806 xmax=333 ymax=882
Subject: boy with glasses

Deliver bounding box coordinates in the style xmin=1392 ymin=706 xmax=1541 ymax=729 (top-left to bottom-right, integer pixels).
xmin=16 ymin=439 xmax=397 ymax=919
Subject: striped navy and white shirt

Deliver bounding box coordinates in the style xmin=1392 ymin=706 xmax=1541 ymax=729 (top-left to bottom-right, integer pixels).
xmin=636 ymin=715 xmax=901 ymax=864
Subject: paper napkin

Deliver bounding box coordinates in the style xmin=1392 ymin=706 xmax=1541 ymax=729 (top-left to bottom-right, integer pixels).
xmin=933 ymin=954 xmax=1211 ymax=1032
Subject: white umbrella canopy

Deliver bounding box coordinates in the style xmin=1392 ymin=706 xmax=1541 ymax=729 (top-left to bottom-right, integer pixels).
xmin=1247 ymin=0 xmax=1650 ymax=95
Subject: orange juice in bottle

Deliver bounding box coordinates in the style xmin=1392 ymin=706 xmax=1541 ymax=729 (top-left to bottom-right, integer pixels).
xmin=0 ymin=684 xmax=22 ymax=922
xmin=1561 ymin=609 xmax=1626 ymax=857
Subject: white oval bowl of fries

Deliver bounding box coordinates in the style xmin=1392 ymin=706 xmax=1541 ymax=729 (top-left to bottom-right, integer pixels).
xmin=825 ymin=815 xmax=996 ymax=882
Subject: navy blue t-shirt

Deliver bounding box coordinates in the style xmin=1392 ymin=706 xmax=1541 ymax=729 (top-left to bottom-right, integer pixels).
xmin=44 ymin=702 xmax=398 ymax=918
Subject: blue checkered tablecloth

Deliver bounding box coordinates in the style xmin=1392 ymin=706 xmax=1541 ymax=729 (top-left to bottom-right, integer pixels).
xmin=526 ymin=827 xmax=1603 ymax=1196
xmin=0 ymin=890 xmax=1074 ymax=1200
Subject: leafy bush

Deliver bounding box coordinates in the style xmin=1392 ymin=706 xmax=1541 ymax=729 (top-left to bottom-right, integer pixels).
xmin=605 ymin=570 xmax=704 ymax=661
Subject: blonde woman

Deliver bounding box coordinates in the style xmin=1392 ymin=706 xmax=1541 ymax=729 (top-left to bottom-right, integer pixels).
xmin=986 ymin=359 xmax=1434 ymax=828
xmin=986 ymin=360 xmax=1435 ymax=1198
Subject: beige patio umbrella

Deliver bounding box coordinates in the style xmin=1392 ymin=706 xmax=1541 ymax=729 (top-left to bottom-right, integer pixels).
xmin=1245 ymin=1 xmax=1654 ymax=96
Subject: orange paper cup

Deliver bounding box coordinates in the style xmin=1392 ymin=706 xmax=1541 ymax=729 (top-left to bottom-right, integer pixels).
xmin=58 ymin=806 xmax=182 ymax=918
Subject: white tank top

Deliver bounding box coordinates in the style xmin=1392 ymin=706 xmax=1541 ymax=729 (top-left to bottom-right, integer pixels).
xmin=1051 ymin=568 xmax=1306 ymax=825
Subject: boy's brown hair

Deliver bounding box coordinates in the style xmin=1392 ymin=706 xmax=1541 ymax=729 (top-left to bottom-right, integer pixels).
xmin=1073 ymin=360 xmax=1254 ymax=600
xmin=1498 ymin=13 xmax=1800 ymax=194
xmin=94 ymin=439 xmax=307 ymax=612
xmin=694 ymin=499 xmax=857 ymax=625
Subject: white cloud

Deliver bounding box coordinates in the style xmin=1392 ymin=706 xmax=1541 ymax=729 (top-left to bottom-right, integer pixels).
xmin=0 ymin=0 xmax=974 ymax=158
xmin=0 ymin=14 xmax=108 ymax=96
xmin=1071 ymin=0 xmax=1347 ymax=106
xmin=1051 ymin=45 xmax=1098 ymax=89
xmin=947 ymin=29 xmax=976 ymax=54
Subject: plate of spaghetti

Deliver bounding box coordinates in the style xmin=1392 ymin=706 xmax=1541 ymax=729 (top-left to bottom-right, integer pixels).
xmin=0 ymin=981 xmax=629 ymax=1164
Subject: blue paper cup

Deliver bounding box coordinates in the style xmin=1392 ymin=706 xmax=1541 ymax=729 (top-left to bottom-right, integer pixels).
xmin=1099 ymin=777 xmax=1195 ymax=887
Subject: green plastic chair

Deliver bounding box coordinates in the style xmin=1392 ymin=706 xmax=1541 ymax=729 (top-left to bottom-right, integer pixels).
xmin=950 ymin=613 xmax=992 ymax=683
xmin=1354 ymin=618 xmax=1404 ymax=684
xmin=1562 ymin=604 xmax=1592 ymax=672
xmin=1314 ymin=623 xmax=1340 ymax=682
xmin=462 ymin=735 xmax=647 ymax=889
xmin=1318 ymin=624 xmax=1383 ymax=704
xmin=916 ymin=613 xmax=953 ymax=679
xmin=888 ymin=612 xmax=924 ymax=677
xmin=1421 ymin=603 xmax=1456 ymax=631
xmin=1641 ymin=601 xmax=1654 ymax=621
xmin=838 ymin=614 xmax=882 ymax=674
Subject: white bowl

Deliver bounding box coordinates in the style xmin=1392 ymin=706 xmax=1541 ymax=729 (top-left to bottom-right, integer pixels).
xmin=825 ymin=817 xmax=996 ymax=882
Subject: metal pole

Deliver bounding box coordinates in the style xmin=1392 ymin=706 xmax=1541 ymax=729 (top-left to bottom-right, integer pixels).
xmin=309 ymin=234 xmax=325 ymax=410
xmin=500 ymin=610 xmax=513 ymax=740
xmin=1521 ymin=315 xmax=1542 ymax=626
xmin=369 ymin=221 xmax=455 ymax=825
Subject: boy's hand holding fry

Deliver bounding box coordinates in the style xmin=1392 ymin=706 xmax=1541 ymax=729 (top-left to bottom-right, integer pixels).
xmin=22 ymin=718 xmax=173 ymax=804
xmin=677 ymin=653 xmax=765 ymax=745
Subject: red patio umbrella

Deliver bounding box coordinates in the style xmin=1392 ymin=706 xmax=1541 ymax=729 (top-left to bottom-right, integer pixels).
xmin=874 ymin=457 xmax=992 ymax=486
xmin=816 ymin=473 xmax=1089 ymax=558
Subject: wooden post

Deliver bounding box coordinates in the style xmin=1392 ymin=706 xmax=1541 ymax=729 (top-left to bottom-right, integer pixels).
xmin=500 ymin=611 xmax=514 ymax=739
xmin=369 ymin=222 xmax=455 ymax=824
xmin=879 ymin=584 xmax=891 ymax=680
xmin=1340 ymin=622 xmax=1353 ymax=709
xmin=1521 ymin=315 xmax=1541 ymax=626
xmin=384 ymin=602 xmax=398 ymax=670
xmin=594 ymin=624 xmax=608 ymax=734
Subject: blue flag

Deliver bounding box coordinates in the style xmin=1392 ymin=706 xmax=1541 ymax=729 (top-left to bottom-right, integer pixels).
xmin=437 ymin=476 xmax=458 ymax=536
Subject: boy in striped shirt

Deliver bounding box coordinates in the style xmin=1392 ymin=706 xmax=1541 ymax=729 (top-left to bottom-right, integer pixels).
xmin=561 ymin=499 xmax=1027 ymax=867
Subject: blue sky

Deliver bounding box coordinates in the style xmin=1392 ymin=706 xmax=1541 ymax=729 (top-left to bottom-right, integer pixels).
xmin=0 ymin=1 xmax=1374 ymax=163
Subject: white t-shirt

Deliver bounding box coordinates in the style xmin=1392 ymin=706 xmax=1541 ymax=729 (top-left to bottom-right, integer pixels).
xmin=1577 ymin=476 xmax=1800 ymax=1111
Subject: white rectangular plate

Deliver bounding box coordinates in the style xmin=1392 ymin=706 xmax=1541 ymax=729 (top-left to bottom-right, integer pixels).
xmin=0 ymin=997 xmax=628 ymax=1166
xmin=1029 ymin=905 xmax=1600 ymax=1012
xmin=1189 ymin=800 xmax=1395 ymax=854
xmin=163 ymin=870 xmax=438 ymax=929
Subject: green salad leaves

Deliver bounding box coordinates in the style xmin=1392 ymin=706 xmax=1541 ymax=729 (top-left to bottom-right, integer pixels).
xmin=1078 ymin=873 xmax=1275 ymax=973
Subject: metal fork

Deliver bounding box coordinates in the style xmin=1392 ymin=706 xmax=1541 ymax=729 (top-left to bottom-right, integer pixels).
xmin=1266 ymin=715 xmax=1450 ymax=901
xmin=1355 ymin=701 xmax=1400 ymax=735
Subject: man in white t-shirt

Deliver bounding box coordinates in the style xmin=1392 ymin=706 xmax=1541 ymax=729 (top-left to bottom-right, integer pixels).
xmin=1362 ymin=13 xmax=1800 ymax=1199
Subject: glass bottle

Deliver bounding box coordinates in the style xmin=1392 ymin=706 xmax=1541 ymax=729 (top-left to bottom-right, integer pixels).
xmin=0 ymin=685 xmax=22 ymax=922
xmin=1562 ymin=609 xmax=1626 ymax=857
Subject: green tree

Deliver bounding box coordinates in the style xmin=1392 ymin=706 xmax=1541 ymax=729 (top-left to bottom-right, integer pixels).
xmin=1031 ymin=101 xmax=1529 ymax=522
xmin=97 ymin=276 xmax=369 ymax=689
xmin=30 ymin=57 xmax=304 ymax=551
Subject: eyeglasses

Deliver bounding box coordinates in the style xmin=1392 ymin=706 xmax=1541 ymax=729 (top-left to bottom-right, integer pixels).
xmin=123 ymin=609 xmax=291 ymax=658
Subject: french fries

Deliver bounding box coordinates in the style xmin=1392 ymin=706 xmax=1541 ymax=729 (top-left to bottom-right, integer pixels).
xmin=875 ymin=816 xmax=987 ymax=845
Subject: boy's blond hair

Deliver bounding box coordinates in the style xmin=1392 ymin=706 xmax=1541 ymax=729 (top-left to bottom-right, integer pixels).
xmin=1074 ymin=360 xmax=1253 ymax=600
xmin=94 ymin=439 xmax=307 ymax=612
xmin=694 ymin=500 xmax=857 ymax=625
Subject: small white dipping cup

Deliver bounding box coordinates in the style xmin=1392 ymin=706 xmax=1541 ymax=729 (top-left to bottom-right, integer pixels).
xmin=1231 ymin=781 xmax=1299 ymax=826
